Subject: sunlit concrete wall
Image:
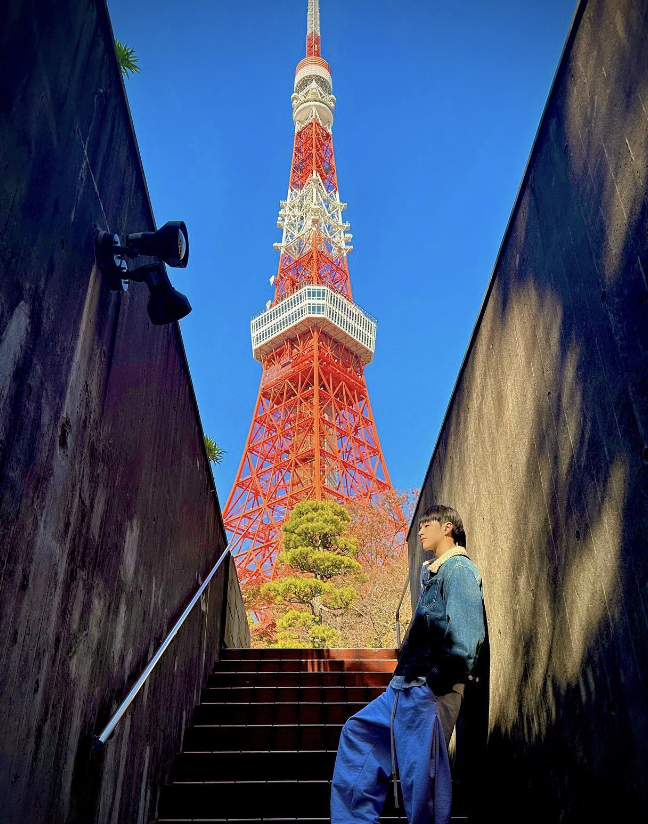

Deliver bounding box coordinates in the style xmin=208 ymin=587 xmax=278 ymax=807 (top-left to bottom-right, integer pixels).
xmin=408 ymin=0 xmax=648 ymax=819
xmin=0 ymin=1 xmax=248 ymax=822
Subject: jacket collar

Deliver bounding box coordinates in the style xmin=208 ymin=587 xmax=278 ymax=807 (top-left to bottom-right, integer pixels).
xmin=423 ymin=546 xmax=468 ymax=575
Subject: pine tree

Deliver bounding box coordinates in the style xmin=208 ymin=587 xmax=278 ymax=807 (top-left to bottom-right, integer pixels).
xmin=260 ymin=501 xmax=362 ymax=648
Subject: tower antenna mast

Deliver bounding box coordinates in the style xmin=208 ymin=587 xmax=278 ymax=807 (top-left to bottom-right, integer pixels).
xmin=307 ymin=0 xmax=321 ymax=56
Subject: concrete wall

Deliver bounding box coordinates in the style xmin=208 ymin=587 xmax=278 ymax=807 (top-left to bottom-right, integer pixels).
xmin=0 ymin=1 xmax=248 ymax=822
xmin=223 ymin=555 xmax=252 ymax=650
xmin=408 ymin=0 xmax=648 ymax=819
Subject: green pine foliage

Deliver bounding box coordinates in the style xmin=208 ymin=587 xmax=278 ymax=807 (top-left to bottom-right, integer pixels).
xmin=280 ymin=547 xmax=360 ymax=578
xmin=265 ymin=576 xmax=325 ymax=606
xmin=322 ymin=584 xmax=358 ymax=610
xmin=282 ymin=499 xmax=359 ymax=559
xmin=307 ymin=623 xmax=342 ymax=648
xmin=276 ymin=609 xmax=316 ymax=630
xmin=261 ymin=501 xmax=362 ymax=648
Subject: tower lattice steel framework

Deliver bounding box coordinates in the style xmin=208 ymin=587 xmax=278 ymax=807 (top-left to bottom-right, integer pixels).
xmin=223 ymin=0 xmax=398 ymax=583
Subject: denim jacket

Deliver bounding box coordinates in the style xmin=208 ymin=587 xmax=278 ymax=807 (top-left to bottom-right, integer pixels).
xmin=394 ymin=547 xmax=485 ymax=696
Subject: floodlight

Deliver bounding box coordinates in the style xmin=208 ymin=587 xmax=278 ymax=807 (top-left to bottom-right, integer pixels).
xmin=96 ymin=231 xmax=128 ymax=291
xmin=94 ymin=223 xmax=192 ymax=325
xmin=127 ymin=263 xmax=192 ymax=325
xmin=125 ymin=221 xmax=189 ymax=268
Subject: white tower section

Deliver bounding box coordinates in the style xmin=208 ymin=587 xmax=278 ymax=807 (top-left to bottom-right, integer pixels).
xmin=307 ymin=0 xmax=320 ymax=37
xmin=283 ymin=1 xmax=349 ymax=265
xmin=249 ymin=0 xmax=375 ymax=366
xmin=274 ymin=177 xmax=352 ymax=261
xmin=293 ymin=0 xmax=335 ymax=129
xmin=251 ymin=285 xmax=376 ymax=365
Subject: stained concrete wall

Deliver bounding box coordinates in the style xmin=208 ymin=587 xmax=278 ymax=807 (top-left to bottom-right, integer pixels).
xmin=0 ymin=1 xmax=248 ymax=822
xmin=408 ymin=0 xmax=648 ymax=820
xmin=223 ymin=555 xmax=252 ymax=650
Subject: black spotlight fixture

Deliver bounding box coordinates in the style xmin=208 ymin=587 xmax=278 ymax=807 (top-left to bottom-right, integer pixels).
xmin=125 ymin=221 xmax=189 ymax=268
xmin=127 ymin=263 xmax=192 ymax=326
xmin=95 ymin=230 xmax=129 ymax=291
xmin=95 ymin=221 xmax=192 ymax=325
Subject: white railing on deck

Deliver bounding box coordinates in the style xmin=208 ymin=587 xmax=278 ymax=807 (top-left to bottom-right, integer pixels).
xmin=250 ymin=284 xmax=376 ymax=364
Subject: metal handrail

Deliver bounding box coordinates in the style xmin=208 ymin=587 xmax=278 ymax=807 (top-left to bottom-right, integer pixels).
xmin=395 ymin=572 xmax=411 ymax=649
xmin=250 ymin=281 xmax=377 ymax=325
xmin=94 ymin=546 xmax=231 ymax=747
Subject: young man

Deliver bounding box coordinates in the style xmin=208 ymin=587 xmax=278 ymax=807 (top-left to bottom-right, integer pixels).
xmin=330 ymin=504 xmax=485 ymax=824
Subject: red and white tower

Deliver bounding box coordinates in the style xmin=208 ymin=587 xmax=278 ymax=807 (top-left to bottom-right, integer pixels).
xmin=223 ymin=0 xmax=398 ymax=583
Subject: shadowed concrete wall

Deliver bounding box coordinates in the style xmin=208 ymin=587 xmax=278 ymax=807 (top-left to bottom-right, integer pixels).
xmin=223 ymin=555 xmax=252 ymax=650
xmin=408 ymin=0 xmax=648 ymax=819
xmin=0 ymin=1 xmax=249 ymax=822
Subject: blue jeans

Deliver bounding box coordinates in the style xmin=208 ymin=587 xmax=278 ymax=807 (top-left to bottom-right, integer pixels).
xmin=330 ymin=684 xmax=452 ymax=824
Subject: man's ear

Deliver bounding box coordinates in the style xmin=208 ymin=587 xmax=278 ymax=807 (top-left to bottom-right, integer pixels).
xmin=443 ymin=521 xmax=453 ymax=536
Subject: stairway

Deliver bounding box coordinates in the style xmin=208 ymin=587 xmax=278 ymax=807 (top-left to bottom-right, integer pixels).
xmin=155 ymin=648 xmax=466 ymax=822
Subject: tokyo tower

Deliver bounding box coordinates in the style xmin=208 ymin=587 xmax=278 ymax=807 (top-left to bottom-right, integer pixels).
xmin=223 ymin=0 xmax=398 ymax=583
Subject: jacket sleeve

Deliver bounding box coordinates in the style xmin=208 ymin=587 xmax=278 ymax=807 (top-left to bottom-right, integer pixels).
xmin=426 ymin=561 xmax=485 ymax=696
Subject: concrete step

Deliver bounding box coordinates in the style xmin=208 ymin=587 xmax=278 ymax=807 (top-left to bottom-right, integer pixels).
xmin=157 ymin=819 xmax=466 ymax=823
xmin=183 ymin=722 xmax=344 ymax=752
xmin=220 ymin=648 xmax=398 ymax=661
xmin=159 ymin=779 xmax=395 ymax=819
xmin=169 ymin=750 xmax=337 ymax=782
xmin=200 ymin=684 xmax=386 ymax=704
xmin=157 ymin=818 xmax=415 ymax=823
xmin=207 ymin=670 xmax=393 ymax=688
xmin=193 ymin=701 xmax=366 ymax=726
xmin=158 ymin=780 xmax=467 ymax=820
xmin=216 ymin=657 xmax=397 ymax=673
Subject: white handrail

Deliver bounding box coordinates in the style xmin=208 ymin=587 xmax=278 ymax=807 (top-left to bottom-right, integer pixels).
xmin=94 ymin=546 xmax=231 ymax=746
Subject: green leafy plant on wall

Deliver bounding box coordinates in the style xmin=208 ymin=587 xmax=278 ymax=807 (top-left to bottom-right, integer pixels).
xmin=204 ymin=435 xmax=225 ymax=465
xmin=114 ymin=38 xmax=140 ymax=77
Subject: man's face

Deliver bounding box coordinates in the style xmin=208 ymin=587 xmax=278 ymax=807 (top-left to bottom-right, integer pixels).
xmin=418 ymin=519 xmax=451 ymax=554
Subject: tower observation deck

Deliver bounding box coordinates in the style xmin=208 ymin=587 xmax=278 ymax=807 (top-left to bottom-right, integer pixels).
xmin=223 ymin=0 xmax=399 ymax=583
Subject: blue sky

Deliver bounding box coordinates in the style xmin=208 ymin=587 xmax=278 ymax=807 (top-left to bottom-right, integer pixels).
xmin=107 ymin=0 xmax=576 ymax=501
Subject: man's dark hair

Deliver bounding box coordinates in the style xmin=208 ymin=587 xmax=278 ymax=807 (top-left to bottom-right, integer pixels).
xmin=418 ymin=504 xmax=466 ymax=547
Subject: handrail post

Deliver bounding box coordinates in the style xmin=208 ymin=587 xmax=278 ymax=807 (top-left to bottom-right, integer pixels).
xmin=93 ymin=546 xmax=231 ymax=747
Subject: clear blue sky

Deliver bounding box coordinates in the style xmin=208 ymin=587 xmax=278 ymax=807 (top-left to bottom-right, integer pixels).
xmin=107 ymin=0 xmax=576 ymax=502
